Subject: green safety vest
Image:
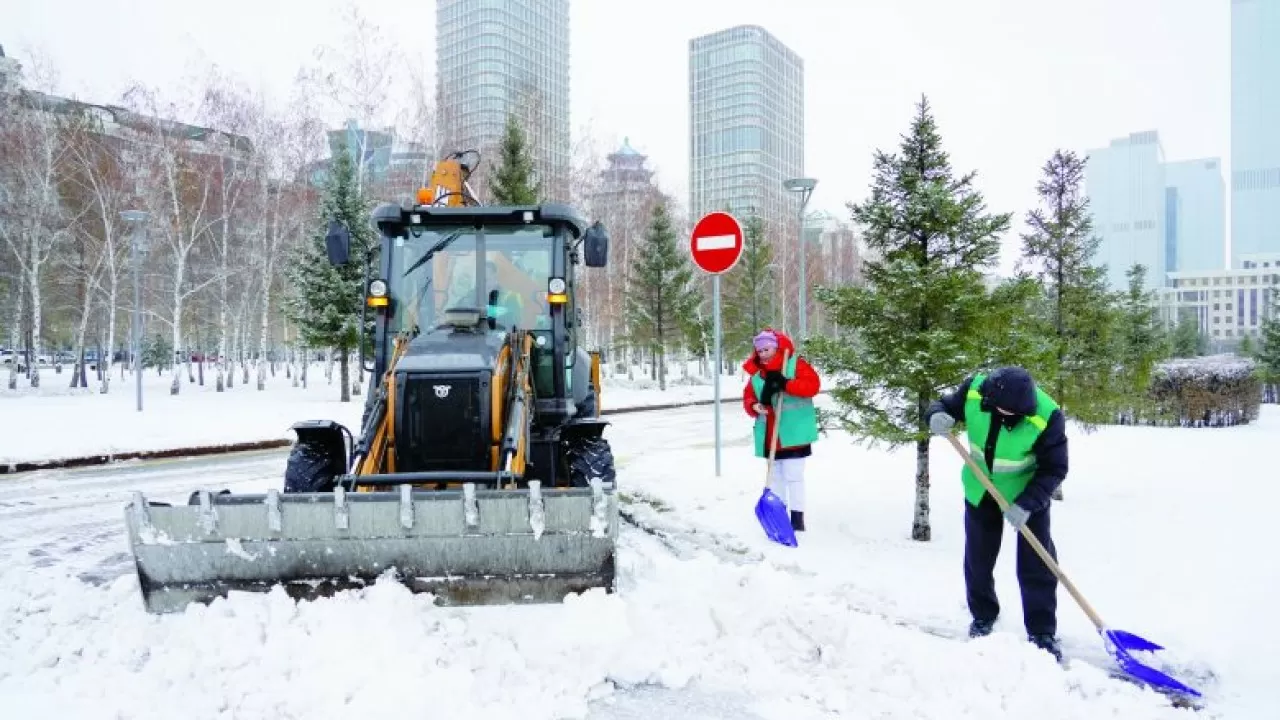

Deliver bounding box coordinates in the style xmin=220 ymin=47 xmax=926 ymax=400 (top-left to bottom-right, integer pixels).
xmin=751 ymin=353 xmax=820 ymax=457
xmin=959 ymin=372 xmax=1059 ymax=507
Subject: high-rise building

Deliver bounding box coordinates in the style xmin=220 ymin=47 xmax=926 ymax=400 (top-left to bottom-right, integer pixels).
xmin=435 ymin=0 xmax=571 ymax=201
xmin=1164 ymin=158 xmax=1226 ymax=274
xmin=1231 ymin=0 xmax=1280 ymax=266
xmin=688 ymin=25 xmax=804 ymax=229
xmin=1085 ymin=131 xmax=1168 ymax=292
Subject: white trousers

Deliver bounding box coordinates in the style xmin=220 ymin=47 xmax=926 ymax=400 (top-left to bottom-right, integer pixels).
xmin=767 ymin=457 xmax=807 ymax=512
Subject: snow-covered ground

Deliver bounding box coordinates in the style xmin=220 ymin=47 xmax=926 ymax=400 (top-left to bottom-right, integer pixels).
xmin=621 ymin=399 xmax=1279 ymax=718
xmin=0 ymin=362 xmax=741 ymax=465
xmin=1 ymin=401 xmax=1273 ymax=718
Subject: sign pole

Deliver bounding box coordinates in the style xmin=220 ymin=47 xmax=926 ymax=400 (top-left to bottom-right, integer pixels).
xmin=688 ymin=210 xmax=744 ymax=480
xmin=712 ymin=273 xmax=722 ymax=477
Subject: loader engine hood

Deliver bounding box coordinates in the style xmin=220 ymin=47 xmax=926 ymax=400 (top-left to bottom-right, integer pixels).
xmin=396 ymin=323 xmax=504 ymax=373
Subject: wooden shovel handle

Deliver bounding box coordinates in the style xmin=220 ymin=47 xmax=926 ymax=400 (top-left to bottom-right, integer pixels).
xmin=944 ymin=433 xmax=1108 ymax=632
xmin=763 ymin=350 xmax=791 ymax=486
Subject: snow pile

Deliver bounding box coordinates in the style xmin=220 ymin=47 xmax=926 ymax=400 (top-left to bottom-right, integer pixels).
xmin=619 ymin=402 xmax=1280 ymax=718
xmin=0 ymin=533 xmax=1192 ymax=720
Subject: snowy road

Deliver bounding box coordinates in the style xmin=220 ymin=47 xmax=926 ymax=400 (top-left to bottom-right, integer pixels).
xmin=0 ymin=403 xmax=743 ymax=583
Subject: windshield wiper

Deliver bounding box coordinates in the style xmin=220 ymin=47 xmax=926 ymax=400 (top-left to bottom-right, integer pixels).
xmin=402 ymin=229 xmax=466 ymax=278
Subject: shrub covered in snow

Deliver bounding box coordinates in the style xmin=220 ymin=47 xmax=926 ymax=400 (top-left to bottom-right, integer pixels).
xmin=1121 ymin=355 xmax=1262 ymax=428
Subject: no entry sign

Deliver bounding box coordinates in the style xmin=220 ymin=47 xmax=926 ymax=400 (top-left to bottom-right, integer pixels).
xmin=689 ymin=211 xmax=744 ymax=275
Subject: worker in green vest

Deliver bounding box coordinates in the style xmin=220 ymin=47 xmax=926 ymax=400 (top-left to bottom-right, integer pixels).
xmin=742 ymin=328 xmax=821 ymax=531
xmin=924 ymin=366 xmax=1069 ymax=661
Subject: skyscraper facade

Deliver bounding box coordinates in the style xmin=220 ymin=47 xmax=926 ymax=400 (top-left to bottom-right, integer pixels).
xmin=1164 ymin=158 xmax=1226 ymax=274
xmin=688 ymin=25 xmax=804 ymax=230
xmin=1085 ymin=131 xmax=1168 ymax=292
xmin=436 ymin=0 xmax=571 ymax=200
xmin=1231 ymin=0 xmax=1280 ymax=266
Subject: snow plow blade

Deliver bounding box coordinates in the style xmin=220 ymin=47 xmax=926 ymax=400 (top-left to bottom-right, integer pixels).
xmin=124 ymin=480 xmax=619 ymax=614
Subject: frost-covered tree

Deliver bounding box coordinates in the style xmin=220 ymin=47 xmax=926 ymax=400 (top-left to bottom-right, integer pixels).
xmin=1171 ymin=313 xmax=1207 ymax=357
xmin=488 ymin=114 xmax=540 ymax=205
xmin=1016 ymin=149 xmax=1120 ymax=424
xmin=625 ymin=200 xmax=699 ymax=390
xmin=978 ymin=275 xmax=1055 ymax=372
xmin=1257 ymin=282 xmax=1280 ymax=403
xmin=283 ymin=140 xmax=371 ymax=402
xmin=807 ymin=95 xmax=1011 ymax=542
xmin=1114 ymin=263 xmax=1170 ymax=420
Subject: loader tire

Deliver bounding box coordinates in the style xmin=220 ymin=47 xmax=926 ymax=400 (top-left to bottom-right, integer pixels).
xmin=564 ymin=434 xmax=616 ymax=488
xmin=283 ymin=440 xmax=339 ymax=493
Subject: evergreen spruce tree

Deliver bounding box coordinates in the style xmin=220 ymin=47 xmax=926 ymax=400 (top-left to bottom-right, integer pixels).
xmin=1114 ymin=264 xmax=1170 ymax=422
xmin=1256 ymin=282 xmax=1280 ymax=403
xmin=807 ymin=96 xmax=1011 ymax=541
xmin=721 ymin=213 xmax=776 ymax=361
xmin=1016 ymin=149 xmax=1120 ymax=425
xmin=625 ymin=200 xmax=700 ymax=390
xmin=979 ymin=275 xmax=1056 ymax=372
xmin=143 ymin=332 xmax=173 ymax=373
xmin=284 ymin=141 xmax=372 ymax=402
xmin=1239 ymin=334 xmax=1256 ymax=357
xmin=1171 ymin=313 xmax=1207 ymax=357
xmin=488 ymin=114 xmax=540 ymax=205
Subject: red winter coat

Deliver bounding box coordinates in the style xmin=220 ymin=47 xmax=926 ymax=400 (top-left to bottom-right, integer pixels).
xmin=742 ymin=330 xmax=821 ymax=455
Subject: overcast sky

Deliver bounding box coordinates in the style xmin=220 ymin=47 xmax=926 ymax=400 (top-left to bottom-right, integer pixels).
xmin=4 ymin=0 xmax=1230 ymax=272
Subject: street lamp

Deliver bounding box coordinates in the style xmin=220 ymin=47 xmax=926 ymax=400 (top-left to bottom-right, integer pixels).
xmin=783 ymin=177 xmax=817 ymax=343
xmin=120 ymin=210 xmax=150 ymax=412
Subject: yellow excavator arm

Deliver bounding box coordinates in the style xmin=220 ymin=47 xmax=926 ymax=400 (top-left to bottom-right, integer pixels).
xmin=416 ymin=149 xmax=481 ymax=208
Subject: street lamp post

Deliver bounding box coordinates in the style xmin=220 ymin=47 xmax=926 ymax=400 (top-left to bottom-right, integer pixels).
xmin=120 ymin=210 xmax=150 ymax=412
xmin=783 ymin=177 xmax=818 ymax=343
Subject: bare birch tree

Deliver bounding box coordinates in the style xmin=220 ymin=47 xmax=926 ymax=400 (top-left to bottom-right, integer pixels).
xmin=124 ymin=86 xmax=229 ymax=395
xmin=0 ymin=61 xmax=75 ymax=389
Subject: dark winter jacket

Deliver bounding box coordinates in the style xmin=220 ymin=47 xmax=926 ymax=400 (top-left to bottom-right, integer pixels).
xmin=924 ymin=367 xmax=1068 ymax=514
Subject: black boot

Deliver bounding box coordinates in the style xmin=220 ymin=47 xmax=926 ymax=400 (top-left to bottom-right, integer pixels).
xmin=1028 ymin=633 xmax=1063 ymax=662
xmin=790 ymin=510 xmax=805 ymax=532
xmin=968 ymin=618 xmax=995 ymax=638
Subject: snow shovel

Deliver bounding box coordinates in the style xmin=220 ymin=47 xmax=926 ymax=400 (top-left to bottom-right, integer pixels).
xmin=753 ymin=352 xmax=797 ymax=548
xmin=943 ymin=433 xmax=1202 ymax=700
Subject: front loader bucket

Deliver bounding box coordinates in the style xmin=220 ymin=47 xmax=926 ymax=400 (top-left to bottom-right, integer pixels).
xmin=124 ymin=480 xmax=619 ymax=614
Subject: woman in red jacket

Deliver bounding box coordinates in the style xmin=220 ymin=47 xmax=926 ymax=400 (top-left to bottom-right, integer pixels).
xmin=742 ymin=328 xmax=821 ymax=531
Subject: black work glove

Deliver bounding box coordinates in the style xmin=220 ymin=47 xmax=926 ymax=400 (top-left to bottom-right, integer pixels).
xmin=760 ymin=370 xmax=787 ymax=408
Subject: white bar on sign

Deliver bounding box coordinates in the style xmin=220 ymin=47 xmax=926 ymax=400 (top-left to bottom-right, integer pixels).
xmin=695 ymin=234 xmax=737 ymax=251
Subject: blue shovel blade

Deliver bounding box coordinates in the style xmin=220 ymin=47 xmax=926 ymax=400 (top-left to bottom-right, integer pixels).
xmin=1103 ymin=628 xmax=1202 ymax=698
xmin=754 ymin=488 xmax=797 ymax=547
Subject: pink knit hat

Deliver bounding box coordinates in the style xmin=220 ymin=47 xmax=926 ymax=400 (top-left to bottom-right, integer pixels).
xmin=752 ymin=330 xmax=778 ymax=351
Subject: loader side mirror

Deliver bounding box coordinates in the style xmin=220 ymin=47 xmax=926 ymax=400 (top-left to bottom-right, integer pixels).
xmin=325 ymin=220 xmax=351 ymax=266
xmin=583 ymin=222 xmax=608 ymax=268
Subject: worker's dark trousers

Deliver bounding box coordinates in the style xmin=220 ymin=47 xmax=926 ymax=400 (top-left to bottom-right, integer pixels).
xmin=964 ymin=493 xmax=1058 ymax=636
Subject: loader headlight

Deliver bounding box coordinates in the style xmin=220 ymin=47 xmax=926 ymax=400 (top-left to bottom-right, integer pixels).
xmin=368 ymin=279 xmax=388 ymax=297
xmin=547 ymin=278 xmax=568 ymax=304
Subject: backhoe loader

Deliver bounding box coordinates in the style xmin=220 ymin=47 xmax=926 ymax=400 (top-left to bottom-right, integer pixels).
xmin=122 ymin=150 xmax=620 ymax=613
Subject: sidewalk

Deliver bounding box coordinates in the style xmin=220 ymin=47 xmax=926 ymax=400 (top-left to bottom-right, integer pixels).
xmin=0 ymin=389 xmax=742 ymax=474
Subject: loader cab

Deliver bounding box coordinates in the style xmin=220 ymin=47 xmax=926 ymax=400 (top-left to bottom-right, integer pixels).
xmin=325 ymin=202 xmax=609 ymax=427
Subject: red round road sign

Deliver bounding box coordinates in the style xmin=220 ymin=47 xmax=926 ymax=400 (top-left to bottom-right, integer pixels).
xmin=689 ymin=211 xmax=744 ymax=275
